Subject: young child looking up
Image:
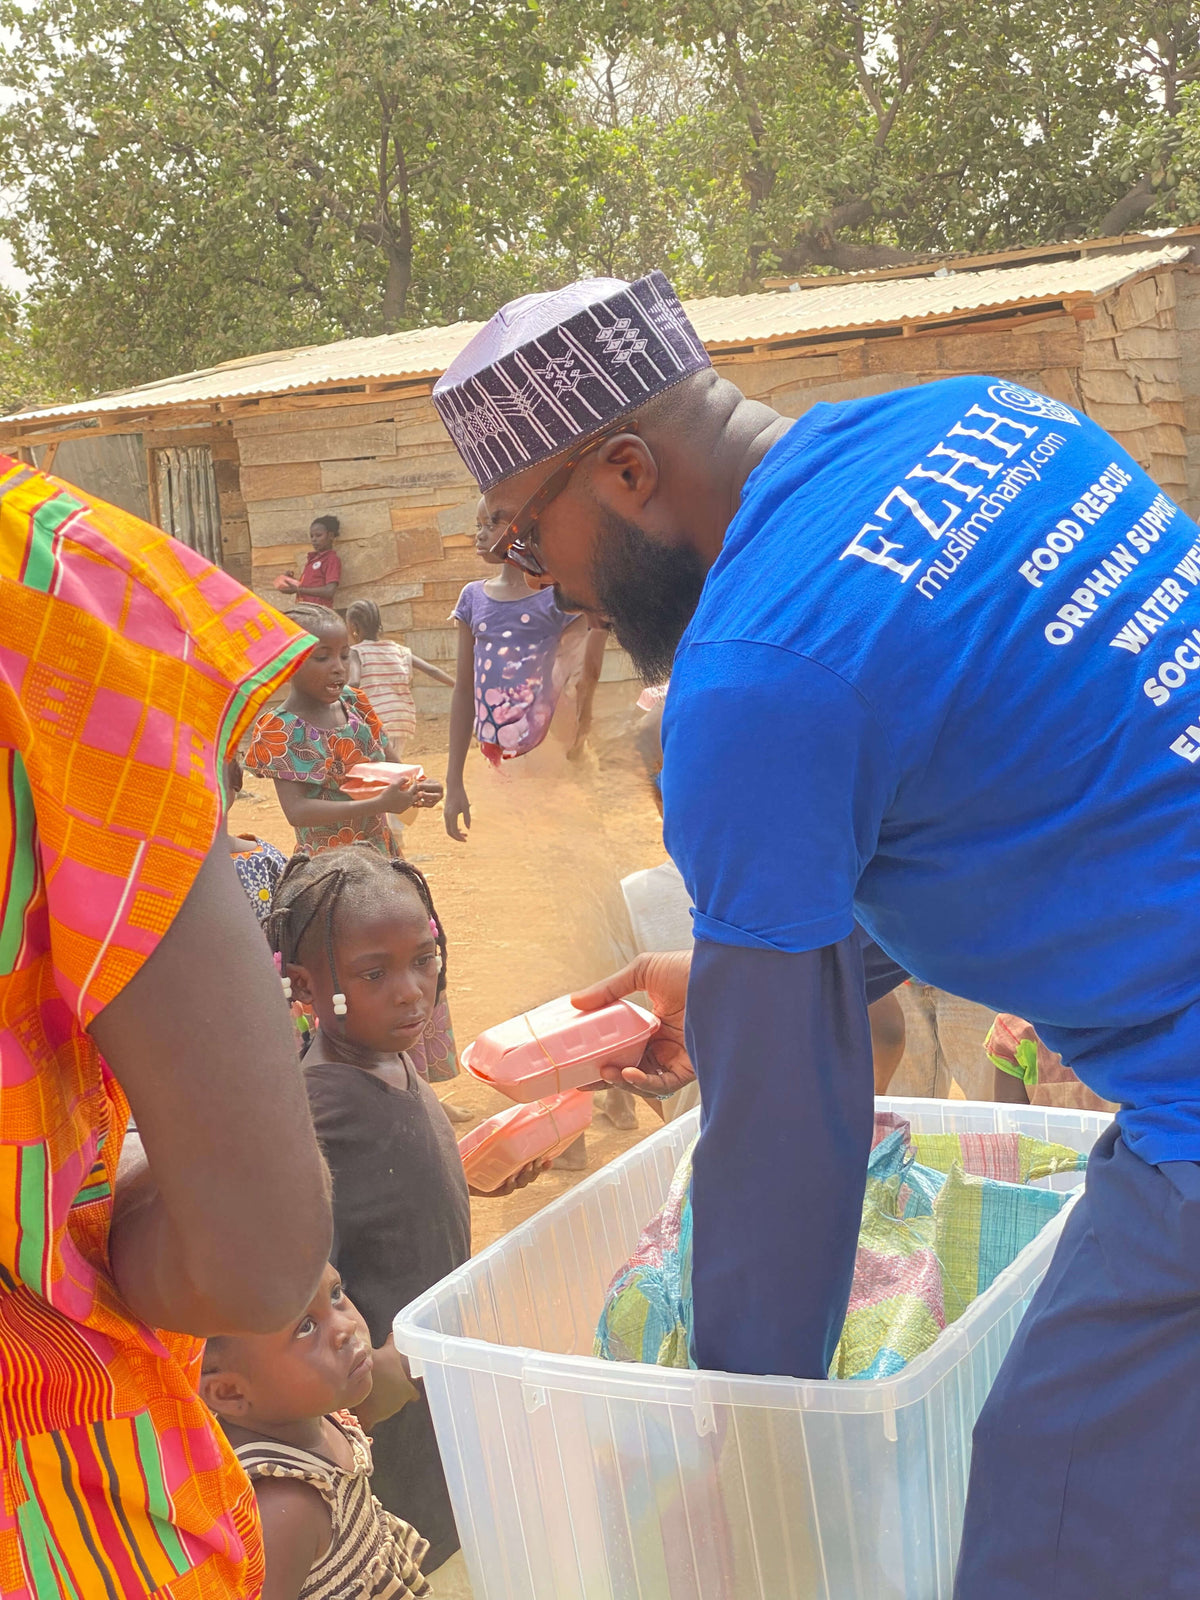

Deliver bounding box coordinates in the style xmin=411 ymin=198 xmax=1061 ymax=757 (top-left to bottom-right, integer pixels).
xmin=444 ymin=501 xmax=598 ymax=841
xmin=266 ymin=846 xmax=546 ymax=1570
xmin=277 ymin=516 xmax=343 ymax=607
xmin=347 ymin=599 xmax=454 ymax=756
xmin=202 ymin=1263 xmax=430 ymax=1600
xmin=246 ymin=605 xmax=444 ymax=858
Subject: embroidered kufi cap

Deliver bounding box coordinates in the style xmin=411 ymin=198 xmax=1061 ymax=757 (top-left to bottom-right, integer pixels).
xmin=432 ymin=271 xmax=711 ymax=492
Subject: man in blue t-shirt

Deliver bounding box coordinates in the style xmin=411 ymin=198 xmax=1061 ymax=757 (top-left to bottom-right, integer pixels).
xmin=432 ymin=272 xmax=1200 ymax=1599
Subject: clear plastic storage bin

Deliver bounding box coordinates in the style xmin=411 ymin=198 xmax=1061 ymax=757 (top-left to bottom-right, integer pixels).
xmin=394 ymin=1098 xmax=1110 ymax=1600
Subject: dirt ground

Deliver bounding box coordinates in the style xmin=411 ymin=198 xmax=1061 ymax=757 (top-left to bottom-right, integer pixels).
xmin=230 ymin=680 xmax=671 ymax=1253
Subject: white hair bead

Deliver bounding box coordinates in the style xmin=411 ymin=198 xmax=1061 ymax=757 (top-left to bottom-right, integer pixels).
xmin=280 ymin=975 xmax=293 ymax=1000
xmin=332 ymin=992 xmax=348 ymax=1017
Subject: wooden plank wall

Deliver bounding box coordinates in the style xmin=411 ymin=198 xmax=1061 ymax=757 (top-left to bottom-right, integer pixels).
xmin=1078 ymin=269 xmax=1190 ymax=506
xmin=235 ymin=396 xmax=639 ymax=710
xmin=709 ymin=267 xmax=1193 ymax=517
xmin=234 ymin=311 xmax=1116 ymax=693
xmin=1170 ymin=271 xmax=1200 ymax=514
xmin=221 ymin=263 xmax=1193 ymax=714
xmin=711 ymin=309 xmax=1090 ymax=419
xmin=234 ymin=397 xmax=495 ymax=712
xmin=143 ymin=420 xmax=252 ymax=587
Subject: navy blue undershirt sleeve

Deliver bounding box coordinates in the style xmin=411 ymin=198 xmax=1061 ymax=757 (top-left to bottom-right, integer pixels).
xmin=687 ymin=935 xmax=875 ymax=1379
xmin=854 ymin=924 xmax=910 ymax=1002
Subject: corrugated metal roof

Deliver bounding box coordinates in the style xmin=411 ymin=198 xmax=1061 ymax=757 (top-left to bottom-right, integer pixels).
xmin=690 ymin=244 xmax=1188 ymax=345
xmin=4 ymin=243 xmax=1187 ymax=428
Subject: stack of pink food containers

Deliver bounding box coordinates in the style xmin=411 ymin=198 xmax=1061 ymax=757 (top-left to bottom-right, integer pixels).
xmin=461 ymin=996 xmax=659 ymax=1101
xmin=339 ymin=761 xmax=425 ymax=798
xmin=458 ymin=1091 xmax=594 ymax=1192
xmin=457 ymin=996 xmax=659 ymax=1191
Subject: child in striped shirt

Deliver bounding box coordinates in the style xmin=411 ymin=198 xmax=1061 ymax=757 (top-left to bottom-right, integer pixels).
xmin=347 ymin=600 xmax=454 ymax=756
xmin=203 ymin=1263 xmax=430 ymax=1600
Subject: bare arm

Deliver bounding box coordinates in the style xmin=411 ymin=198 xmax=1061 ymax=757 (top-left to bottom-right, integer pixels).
xmin=444 ymin=620 xmax=477 ymax=842
xmin=347 ymin=646 xmax=362 ymax=688
xmin=410 ymin=653 xmax=455 ymax=688
xmin=273 ymin=775 xmax=442 ymax=830
xmin=569 ymin=627 xmax=607 ymax=754
xmin=92 ymin=838 xmax=331 ymax=1336
xmin=255 ymin=1478 xmax=330 ymax=1600
xmin=293 ymin=581 xmax=338 ymax=604
xmin=992 ymin=1064 xmax=1030 ymax=1104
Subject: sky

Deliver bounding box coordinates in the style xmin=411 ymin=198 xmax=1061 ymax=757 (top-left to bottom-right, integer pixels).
xmin=0 ymin=14 xmax=28 ymax=295
xmin=0 ymin=238 xmax=28 ymax=294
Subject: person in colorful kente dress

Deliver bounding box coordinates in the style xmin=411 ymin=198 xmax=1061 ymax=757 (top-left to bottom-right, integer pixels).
xmin=0 ymin=456 xmax=332 ymax=1598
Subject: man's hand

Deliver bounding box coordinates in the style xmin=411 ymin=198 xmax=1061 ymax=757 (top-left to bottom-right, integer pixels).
xmin=443 ymin=784 xmax=471 ymax=842
xmin=469 ymin=1157 xmax=551 ymax=1198
xmin=571 ymin=951 xmax=695 ymax=1099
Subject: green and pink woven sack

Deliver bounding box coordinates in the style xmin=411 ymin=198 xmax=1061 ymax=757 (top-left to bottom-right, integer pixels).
xmin=595 ymin=1111 xmax=1086 ymax=1378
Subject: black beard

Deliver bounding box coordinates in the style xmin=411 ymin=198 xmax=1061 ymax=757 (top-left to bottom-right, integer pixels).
xmin=587 ymin=510 xmax=707 ymax=685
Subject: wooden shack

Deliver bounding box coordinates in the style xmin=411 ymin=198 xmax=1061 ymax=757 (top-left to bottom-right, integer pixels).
xmin=4 ymin=230 xmax=1198 ymax=711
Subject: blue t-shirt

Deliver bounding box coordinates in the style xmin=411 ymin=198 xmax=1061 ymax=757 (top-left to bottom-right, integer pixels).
xmin=662 ymin=377 xmax=1200 ymax=1163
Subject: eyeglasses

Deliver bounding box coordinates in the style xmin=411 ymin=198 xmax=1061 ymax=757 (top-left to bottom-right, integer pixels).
xmin=486 ymin=423 xmax=635 ymax=577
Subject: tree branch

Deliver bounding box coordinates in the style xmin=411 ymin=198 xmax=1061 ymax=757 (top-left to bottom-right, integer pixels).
xmin=1096 ymin=173 xmax=1156 ymax=235
xmin=779 ymin=234 xmax=929 ymax=274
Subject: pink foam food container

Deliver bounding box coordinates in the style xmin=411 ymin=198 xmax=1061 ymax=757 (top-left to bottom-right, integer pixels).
xmin=460 ymin=996 xmax=659 ymax=1103
xmin=457 ymin=1089 xmax=594 ymax=1192
xmin=339 ymin=761 xmax=425 ymax=797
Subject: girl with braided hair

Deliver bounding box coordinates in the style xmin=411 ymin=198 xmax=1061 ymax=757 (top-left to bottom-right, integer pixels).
xmin=246 ymin=605 xmax=444 ymax=859
xmin=265 ymin=846 xmax=546 ymax=1575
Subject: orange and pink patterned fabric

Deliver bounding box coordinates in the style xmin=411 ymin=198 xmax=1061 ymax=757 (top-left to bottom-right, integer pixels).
xmin=0 ymin=455 xmax=311 ymax=1598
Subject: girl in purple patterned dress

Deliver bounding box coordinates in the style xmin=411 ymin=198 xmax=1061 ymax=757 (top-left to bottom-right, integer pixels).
xmin=444 ymin=563 xmax=589 ymax=841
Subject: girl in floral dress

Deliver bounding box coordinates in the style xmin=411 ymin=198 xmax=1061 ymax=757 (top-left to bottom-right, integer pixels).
xmin=245 ymin=606 xmax=441 ymax=857
xmin=247 ymin=606 xmax=459 ymax=1079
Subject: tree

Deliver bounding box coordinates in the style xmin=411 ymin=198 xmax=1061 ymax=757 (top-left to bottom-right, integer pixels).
xmin=0 ymin=0 xmax=574 ymax=392
xmin=0 ymin=290 xmax=50 ymax=415
xmin=574 ymin=0 xmax=1185 ymax=286
xmin=1096 ymin=3 xmax=1200 ymax=233
xmin=1 ymin=0 xmax=1197 ymax=399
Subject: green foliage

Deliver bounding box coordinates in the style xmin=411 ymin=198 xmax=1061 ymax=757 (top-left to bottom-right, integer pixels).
xmin=0 ymin=291 xmax=54 ymax=414
xmin=0 ymin=0 xmax=1196 ymax=399
xmin=0 ymin=0 xmax=575 ymax=392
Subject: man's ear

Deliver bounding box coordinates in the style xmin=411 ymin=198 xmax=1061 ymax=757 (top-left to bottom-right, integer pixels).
xmin=594 ymin=434 xmax=659 ymax=510
xmin=287 ymin=963 xmax=314 ymax=1006
xmin=200 ymin=1368 xmax=253 ymax=1420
